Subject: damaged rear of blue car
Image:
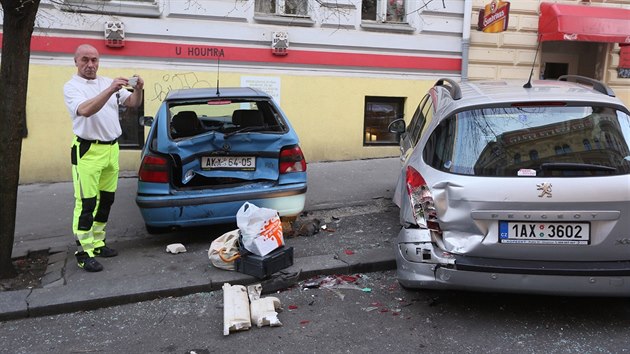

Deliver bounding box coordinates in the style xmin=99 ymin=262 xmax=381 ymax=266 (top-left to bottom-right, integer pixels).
xmin=136 ymin=87 xmax=307 ymax=233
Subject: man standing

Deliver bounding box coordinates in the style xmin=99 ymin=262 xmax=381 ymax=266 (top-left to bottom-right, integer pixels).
xmin=63 ymin=44 xmax=144 ymax=272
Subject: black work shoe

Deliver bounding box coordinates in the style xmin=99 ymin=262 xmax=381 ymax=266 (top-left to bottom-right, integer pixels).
xmin=76 ymin=253 xmax=103 ymax=272
xmin=94 ymin=246 xmax=118 ymax=258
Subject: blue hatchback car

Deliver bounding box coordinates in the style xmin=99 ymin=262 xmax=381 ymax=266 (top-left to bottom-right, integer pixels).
xmin=136 ymin=87 xmax=307 ymax=233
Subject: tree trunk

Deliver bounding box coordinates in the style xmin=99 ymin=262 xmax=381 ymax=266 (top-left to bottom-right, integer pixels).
xmin=0 ymin=0 xmax=40 ymax=279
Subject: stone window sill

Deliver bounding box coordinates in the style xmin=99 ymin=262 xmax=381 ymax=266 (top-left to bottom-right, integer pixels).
xmin=253 ymin=14 xmax=315 ymax=27
xmin=360 ymin=21 xmax=415 ymax=34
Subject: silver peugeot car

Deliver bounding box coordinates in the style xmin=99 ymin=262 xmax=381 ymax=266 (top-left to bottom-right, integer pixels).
xmin=389 ymin=76 xmax=630 ymax=296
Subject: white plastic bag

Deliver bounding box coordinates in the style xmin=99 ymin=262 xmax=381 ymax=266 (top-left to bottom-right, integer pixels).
xmin=236 ymin=202 xmax=284 ymax=256
xmin=209 ymin=229 xmax=241 ymax=270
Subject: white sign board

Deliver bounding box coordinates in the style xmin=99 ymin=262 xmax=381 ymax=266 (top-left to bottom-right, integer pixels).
xmin=240 ymin=76 xmax=281 ymax=104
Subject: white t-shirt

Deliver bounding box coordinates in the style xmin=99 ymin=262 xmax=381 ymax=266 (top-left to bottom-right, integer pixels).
xmin=63 ymin=75 xmax=132 ymax=141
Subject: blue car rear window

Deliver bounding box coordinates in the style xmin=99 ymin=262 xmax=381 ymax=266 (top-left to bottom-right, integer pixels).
xmin=168 ymin=99 xmax=286 ymax=139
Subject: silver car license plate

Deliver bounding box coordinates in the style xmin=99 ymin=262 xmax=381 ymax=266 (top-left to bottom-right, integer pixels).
xmin=499 ymin=221 xmax=590 ymax=245
xmin=202 ymin=156 xmax=255 ymax=170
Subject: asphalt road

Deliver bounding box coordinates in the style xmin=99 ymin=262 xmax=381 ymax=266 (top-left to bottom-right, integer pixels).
xmin=2 ymin=270 xmax=629 ymax=353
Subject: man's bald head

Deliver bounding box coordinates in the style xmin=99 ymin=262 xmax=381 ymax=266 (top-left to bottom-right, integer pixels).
xmin=74 ymin=44 xmax=100 ymax=80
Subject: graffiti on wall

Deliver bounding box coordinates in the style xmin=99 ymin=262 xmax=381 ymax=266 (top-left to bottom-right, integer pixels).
xmin=150 ymin=72 xmax=212 ymax=101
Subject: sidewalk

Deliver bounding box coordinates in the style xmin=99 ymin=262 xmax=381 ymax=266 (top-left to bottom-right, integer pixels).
xmin=1 ymin=158 xmax=402 ymax=321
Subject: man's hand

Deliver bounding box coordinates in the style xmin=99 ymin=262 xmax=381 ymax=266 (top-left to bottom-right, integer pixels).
xmin=124 ymin=75 xmax=144 ymax=108
xmin=110 ymin=77 xmax=128 ymax=94
xmin=128 ymin=75 xmax=144 ymax=90
xmin=77 ymin=77 xmax=128 ymax=117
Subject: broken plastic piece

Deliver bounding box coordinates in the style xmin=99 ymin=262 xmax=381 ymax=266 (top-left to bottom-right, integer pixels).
xmin=303 ymin=281 xmax=320 ymax=289
xmin=223 ymin=283 xmax=251 ymax=335
xmin=325 ymin=287 xmax=345 ymax=300
xmin=247 ymin=283 xmax=282 ymax=328
xmin=250 ymin=297 xmax=283 ymax=328
xmin=339 ymin=275 xmax=358 ymax=282
xmin=165 ymin=243 xmax=186 ymax=254
xmin=247 ymin=283 xmax=262 ymax=301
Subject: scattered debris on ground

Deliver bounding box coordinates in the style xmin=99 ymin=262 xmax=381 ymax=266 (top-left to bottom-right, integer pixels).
xmin=0 ymin=250 xmax=48 ymax=291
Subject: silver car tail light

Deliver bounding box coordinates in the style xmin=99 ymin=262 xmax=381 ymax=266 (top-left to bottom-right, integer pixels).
xmin=405 ymin=166 xmax=441 ymax=233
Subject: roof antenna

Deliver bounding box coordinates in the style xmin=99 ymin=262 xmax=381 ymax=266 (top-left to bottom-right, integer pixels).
xmin=216 ymin=57 xmax=221 ymax=96
xmin=523 ymin=37 xmax=541 ymax=89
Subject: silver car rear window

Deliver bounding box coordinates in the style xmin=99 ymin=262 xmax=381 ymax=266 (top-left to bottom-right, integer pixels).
xmin=424 ymin=105 xmax=630 ymax=177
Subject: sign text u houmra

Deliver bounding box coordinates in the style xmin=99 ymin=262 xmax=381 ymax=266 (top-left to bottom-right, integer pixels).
xmin=175 ymin=46 xmax=226 ymax=58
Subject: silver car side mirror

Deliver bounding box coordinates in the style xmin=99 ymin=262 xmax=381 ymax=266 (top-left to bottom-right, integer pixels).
xmin=388 ymin=119 xmax=406 ymax=134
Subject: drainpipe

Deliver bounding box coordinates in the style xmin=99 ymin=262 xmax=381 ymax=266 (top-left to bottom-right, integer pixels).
xmin=461 ymin=0 xmax=473 ymax=81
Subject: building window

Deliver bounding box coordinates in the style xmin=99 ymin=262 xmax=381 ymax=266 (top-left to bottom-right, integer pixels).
xmin=362 ymin=0 xmax=407 ymax=23
xmin=605 ymin=133 xmax=614 ymax=148
xmin=513 ymin=153 xmax=521 ymax=164
xmin=255 ymin=0 xmax=308 ymax=16
xmin=554 ymin=146 xmax=563 ymax=155
xmin=62 ymin=0 xmax=160 ymax=17
xmin=583 ymin=139 xmax=591 ymax=151
xmin=562 ymin=144 xmax=572 ymax=154
xmin=364 ymin=96 xmax=404 ymax=146
xmin=529 ymin=150 xmax=539 ymax=161
xmin=118 ymin=89 xmax=145 ymax=149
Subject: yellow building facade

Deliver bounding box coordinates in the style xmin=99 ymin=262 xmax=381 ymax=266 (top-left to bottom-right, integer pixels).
xmin=6 ymin=0 xmax=630 ymax=183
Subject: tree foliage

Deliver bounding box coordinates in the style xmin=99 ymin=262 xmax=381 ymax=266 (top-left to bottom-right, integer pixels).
xmin=0 ymin=0 xmax=41 ymax=278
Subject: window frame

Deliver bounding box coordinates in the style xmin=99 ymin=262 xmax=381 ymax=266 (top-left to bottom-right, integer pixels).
xmin=253 ymin=0 xmax=315 ymax=26
xmin=255 ymin=0 xmax=309 ymax=17
xmin=61 ymin=0 xmax=160 ymax=18
xmin=362 ymin=0 xmax=407 ymax=23
xmin=363 ymin=96 xmax=405 ymax=146
xmin=360 ymin=0 xmax=415 ymax=33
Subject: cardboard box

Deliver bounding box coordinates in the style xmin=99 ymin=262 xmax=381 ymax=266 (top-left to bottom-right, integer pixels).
xmin=235 ymin=246 xmax=294 ymax=279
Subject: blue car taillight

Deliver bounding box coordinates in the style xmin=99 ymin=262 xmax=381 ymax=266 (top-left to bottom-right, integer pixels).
xmin=139 ymin=155 xmax=169 ymax=183
xmin=406 ymin=166 xmax=441 ymax=233
xmin=279 ymin=145 xmax=306 ymax=174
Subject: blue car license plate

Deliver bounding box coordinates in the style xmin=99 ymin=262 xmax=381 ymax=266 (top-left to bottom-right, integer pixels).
xmin=202 ymin=156 xmax=256 ymax=170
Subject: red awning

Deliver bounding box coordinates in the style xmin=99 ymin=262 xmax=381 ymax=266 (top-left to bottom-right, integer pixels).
xmin=539 ymin=2 xmax=630 ymax=43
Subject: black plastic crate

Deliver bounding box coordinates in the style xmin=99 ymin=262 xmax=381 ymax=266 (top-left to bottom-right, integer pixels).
xmin=235 ymin=246 xmax=294 ymax=279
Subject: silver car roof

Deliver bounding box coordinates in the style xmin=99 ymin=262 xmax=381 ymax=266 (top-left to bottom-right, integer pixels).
xmin=165 ymin=87 xmax=272 ymax=101
xmin=438 ymin=79 xmax=628 ymax=116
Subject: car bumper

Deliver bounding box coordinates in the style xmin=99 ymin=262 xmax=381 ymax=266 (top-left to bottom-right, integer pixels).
xmin=396 ymin=227 xmax=630 ymax=297
xmin=136 ymin=183 xmax=306 ymax=228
